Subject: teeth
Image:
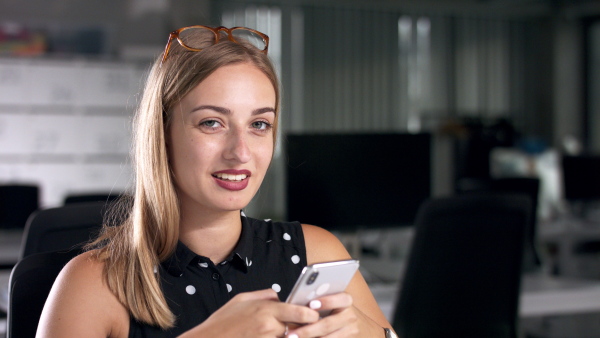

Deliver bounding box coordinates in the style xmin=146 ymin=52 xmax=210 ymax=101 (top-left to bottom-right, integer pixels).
xmin=215 ymin=173 xmax=247 ymax=181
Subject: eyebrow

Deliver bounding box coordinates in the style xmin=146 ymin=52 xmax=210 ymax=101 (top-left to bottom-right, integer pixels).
xmin=190 ymin=105 xmax=276 ymax=116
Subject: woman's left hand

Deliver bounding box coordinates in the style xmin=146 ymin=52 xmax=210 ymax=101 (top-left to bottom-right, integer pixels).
xmin=286 ymin=292 xmax=383 ymax=338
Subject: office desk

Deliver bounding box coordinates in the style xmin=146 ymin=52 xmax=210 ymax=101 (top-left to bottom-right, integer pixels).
xmin=0 ymin=229 xmax=23 ymax=314
xmin=540 ymin=218 xmax=600 ymax=279
xmin=0 ymin=229 xmax=23 ymax=268
xmin=370 ymin=273 xmax=600 ymax=321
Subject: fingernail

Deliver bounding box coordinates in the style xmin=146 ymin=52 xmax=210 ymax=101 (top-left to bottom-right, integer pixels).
xmin=309 ymin=300 xmax=321 ymax=309
xmin=287 ymin=334 xmax=299 ymax=338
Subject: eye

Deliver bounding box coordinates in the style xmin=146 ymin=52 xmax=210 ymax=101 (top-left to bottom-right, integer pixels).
xmin=199 ymin=119 xmax=223 ymax=130
xmin=251 ymin=121 xmax=273 ymax=131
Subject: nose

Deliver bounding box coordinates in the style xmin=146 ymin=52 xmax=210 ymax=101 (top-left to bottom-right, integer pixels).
xmin=224 ymin=127 xmax=251 ymax=163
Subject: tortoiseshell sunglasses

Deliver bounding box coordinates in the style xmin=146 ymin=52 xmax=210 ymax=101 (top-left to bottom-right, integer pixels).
xmin=162 ymin=25 xmax=269 ymax=63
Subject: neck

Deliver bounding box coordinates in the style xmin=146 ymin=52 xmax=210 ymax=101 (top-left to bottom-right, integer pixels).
xmin=178 ymin=208 xmax=243 ymax=264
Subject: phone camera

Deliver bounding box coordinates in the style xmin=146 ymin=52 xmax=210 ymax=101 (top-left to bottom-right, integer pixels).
xmin=306 ymin=271 xmax=319 ymax=285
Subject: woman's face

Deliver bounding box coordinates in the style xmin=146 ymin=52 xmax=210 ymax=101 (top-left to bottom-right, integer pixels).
xmin=167 ymin=62 xmax=276 ymax=215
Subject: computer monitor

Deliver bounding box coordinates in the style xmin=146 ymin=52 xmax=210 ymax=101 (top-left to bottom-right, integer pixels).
xmin=285 ymin=133 xmax=431 ymax=232
xmin=562 ymin=155 xmax=600 ymax=202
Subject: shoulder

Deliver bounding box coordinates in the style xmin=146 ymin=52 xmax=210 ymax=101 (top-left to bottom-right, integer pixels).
xmin=246 ymin=217 xmax=304 ymax=245
xmin=301 ymin=224 xmax=352 ymax=265
xmin=37 ymin=250 xmax=129 ymax=337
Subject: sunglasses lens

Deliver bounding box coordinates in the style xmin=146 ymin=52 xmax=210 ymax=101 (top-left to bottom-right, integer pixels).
xmin=231 ymin=29 xmax=267 ymax=51
xmin=179 ymin=27 xmax=217 ymax=50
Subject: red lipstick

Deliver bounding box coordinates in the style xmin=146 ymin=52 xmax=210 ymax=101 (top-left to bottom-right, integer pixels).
xmin=212 ymin=169 xmax=251 ymax=191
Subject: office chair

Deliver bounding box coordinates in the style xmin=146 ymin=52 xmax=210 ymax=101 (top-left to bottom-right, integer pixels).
xmin=6 ymin=249 xmax=80 ymax=338
xmin=456 ymin=176 xmax=541 ymax=272
xmin=63 ymin=192 xmax=122 ymax=205
xmin=19 ymin=201 xmax=110 ymax=259
xmin=0 ymin=184 xmax=39 ymax=229
xmin=392 ymin=194 xmax=530 ymax=338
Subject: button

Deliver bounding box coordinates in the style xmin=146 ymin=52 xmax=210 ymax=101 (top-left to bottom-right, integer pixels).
xmin=212 ymin=272 xmax=220 ymax=280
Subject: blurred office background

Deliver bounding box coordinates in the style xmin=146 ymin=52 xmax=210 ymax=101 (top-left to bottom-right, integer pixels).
xmin=1 ymin=0 xmax=600 ymax=337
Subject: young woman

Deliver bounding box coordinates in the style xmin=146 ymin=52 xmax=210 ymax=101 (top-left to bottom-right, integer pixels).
xmin=37 ymin=26 xmax=396 ymax=338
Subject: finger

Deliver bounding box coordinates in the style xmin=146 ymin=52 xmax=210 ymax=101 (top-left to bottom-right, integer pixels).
xmin=289 ymin=307 xmax=356 ymax=337
xmin=274 ymin=303 xmax=320 ymax=325
xmin=311 ymin=292 xmax=353 ymax=312
xmin=289 ymin=313 xmax=340 ymax=338
xmin=232 ymin=288 xmax=279 ymax=302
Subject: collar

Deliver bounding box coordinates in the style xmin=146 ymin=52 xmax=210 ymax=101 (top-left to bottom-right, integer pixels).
xmin=162 ymin=214 xmax=254 ymax=277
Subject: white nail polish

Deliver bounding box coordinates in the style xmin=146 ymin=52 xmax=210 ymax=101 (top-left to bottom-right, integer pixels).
xmin=288 ymin=334 xmax=299 ymax=338
xmin=309 ymin=300 xmax=322 ymax=309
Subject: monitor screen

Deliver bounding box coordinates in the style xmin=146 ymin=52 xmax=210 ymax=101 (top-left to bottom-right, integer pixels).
xmin=285 ymin=133 xmax=431 ymax=231
xmin=562 ymin=155 xmax=600 ymax=201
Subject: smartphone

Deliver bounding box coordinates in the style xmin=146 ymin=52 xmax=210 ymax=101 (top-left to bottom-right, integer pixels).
xmin=286 ymin=259 xmax=360 ymax=316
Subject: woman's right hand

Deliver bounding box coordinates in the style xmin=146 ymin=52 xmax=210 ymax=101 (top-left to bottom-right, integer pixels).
xmin=179 ymin=289 xmax=320 ymax=337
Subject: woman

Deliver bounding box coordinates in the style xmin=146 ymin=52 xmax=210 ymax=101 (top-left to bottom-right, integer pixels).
xmin=37 ymin=26 xmax=395 ymax=338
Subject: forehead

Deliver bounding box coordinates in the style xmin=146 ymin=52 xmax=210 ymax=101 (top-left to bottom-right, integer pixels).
xmin=181 ymin=63 xmax=276 ymax=106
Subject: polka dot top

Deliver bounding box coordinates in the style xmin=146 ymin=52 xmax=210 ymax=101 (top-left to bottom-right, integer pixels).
xmin=128 ymin=215 xmax=307 ymax=337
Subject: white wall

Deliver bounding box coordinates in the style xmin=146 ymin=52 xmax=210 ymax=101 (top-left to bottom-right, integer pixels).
xmin=0 ymin=58 xmax=147 ymax=207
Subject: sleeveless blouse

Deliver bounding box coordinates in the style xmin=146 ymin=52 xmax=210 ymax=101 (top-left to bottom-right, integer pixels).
xmin=128 ymin=215 xmax=307 ymax=337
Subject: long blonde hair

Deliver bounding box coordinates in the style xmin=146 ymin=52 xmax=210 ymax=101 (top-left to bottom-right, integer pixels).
xmin=88 ymin=30 xmax=280 ymax=328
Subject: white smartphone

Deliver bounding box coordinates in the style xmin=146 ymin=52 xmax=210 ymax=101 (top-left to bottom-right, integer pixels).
xmin=285 ymin=259 xmax=360 ymax=316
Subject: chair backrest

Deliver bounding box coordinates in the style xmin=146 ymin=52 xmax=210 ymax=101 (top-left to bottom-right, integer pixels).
xmin=63 ymin=192 xmax=121 ymax=205
xmin=457 ymin=176 xmax=541 ymax=271
xmin=0 ymin=184 xmax=39 ymax=229
xmin=392 ymin=193 xmax=530 ymax=338
xmin=20 ymin=201 xmax=109 ymax=259
xmin=7 ymin=249 xmax=80 ymax=338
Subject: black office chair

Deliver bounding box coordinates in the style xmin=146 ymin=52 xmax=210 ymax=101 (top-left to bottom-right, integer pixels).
xmin=392 ymin=194 xmax=530 ymax=338
xmin=457 ymin=176 xmax=541 ymax=272
xmin=63 ymin=192 xmax=122 ymax=205
xmin=0 ymin=184 xmax=39 ymax=229
xmin=6 ymin=249 xmax=80 ymax=338
xmin=19 ymin=201 xmax=110 ymax=259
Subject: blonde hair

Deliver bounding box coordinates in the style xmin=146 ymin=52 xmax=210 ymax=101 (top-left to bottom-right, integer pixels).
xmin=87 ymin=30 xmax=280 ymax=328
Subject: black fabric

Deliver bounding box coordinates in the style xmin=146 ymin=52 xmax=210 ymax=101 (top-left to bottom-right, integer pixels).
xmin=7 ymin=249 xmax=81 ymax=338
xmin=392 ymin=194 xmax=529 ymax=338
xmin=129 ymin=216 xmax=307 ymax=337
xmin=20 ymin=201 xmax=109 ymax=259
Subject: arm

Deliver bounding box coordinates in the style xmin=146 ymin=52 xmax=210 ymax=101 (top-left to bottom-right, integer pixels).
xmin=36 ymin=251 xmax=130 ymax=338
xmin=288 ymin=223 xmax=394 ymax=337
xmin=39 ymin=251 xmax=319 ymax=338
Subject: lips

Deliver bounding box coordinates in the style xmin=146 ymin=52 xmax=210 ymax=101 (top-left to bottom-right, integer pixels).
xmin=212 ymin=169 xmax=251 ymax=191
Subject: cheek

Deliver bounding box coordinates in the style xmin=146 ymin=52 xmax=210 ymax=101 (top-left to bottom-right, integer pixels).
xmin=256 ymin=142 xmax=274 ymax=167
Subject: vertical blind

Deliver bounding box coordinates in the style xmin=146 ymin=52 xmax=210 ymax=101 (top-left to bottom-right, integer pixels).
xmin=220 ymin=2 xmax=537 ymax=219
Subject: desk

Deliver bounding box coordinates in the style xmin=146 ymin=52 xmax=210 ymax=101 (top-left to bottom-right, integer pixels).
xmin=369 ymin=273 xmax=600 ymax=321
xmin=0 ymin=229 xmax=23 ymax=267
xmin=540 ymin=218 xmax=600 ymax=279
xmin=0 ymin=229 xmax=23 ymax=314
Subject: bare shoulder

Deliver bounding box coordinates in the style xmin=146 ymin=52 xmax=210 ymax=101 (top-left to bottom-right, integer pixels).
xmin=301 ymin=224 xmax=352 ymax=265
xmin=301 ymin=224 xmax=393 ymax=329
xmin=37 ymin=250 xmax=129 ymax=338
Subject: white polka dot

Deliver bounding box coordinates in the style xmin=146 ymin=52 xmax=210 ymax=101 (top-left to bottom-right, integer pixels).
xmin=264 ymin=218 xmax=271 ymax=222
xmin=198 ymin=262 xmax=209 ymax=268
xmin=186 ymin=285 xmax=196 ymax=295
xmin=291 ymin=255 xmax=300 ymax=264
xmin=283 ymin=233 xmax=291 ymax=241
xmin=272 ymin=283 xmax=281 ymax=293
xmin=227 ymin=284 xmax=233 ymax=292
xmin=245 ymin=257 xmax=252 ymax=267
xmin=241 ymin=211 xmax=247 ymax=217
